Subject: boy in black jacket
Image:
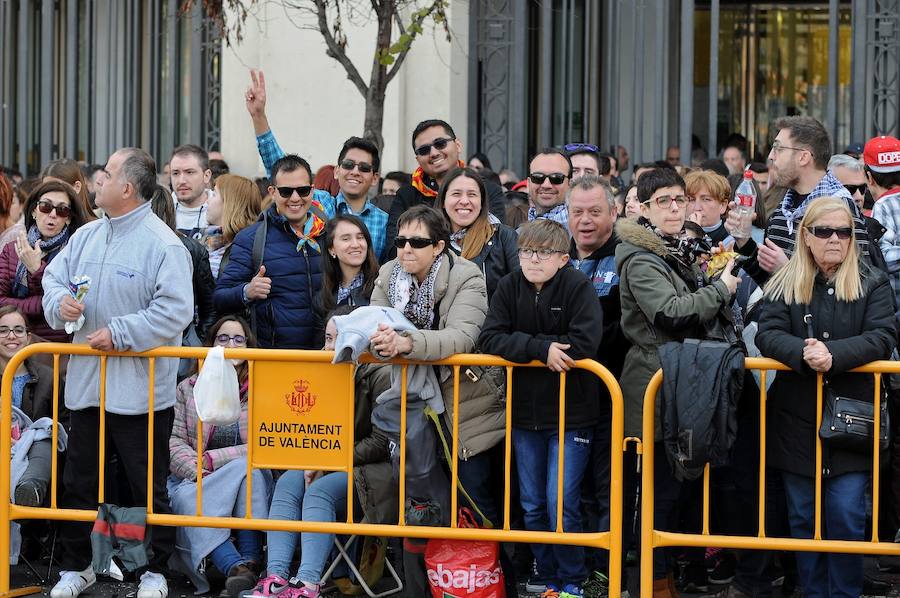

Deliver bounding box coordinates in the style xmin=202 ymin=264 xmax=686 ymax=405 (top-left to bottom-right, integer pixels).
xmin=478 ymin=219 xmax=603 ymax=597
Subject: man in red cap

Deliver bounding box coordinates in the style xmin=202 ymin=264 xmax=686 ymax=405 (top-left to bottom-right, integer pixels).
xmin=868 ymin=135 xmax=900 ymax=312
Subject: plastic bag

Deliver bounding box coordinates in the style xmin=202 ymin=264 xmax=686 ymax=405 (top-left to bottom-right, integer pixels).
xmin=193 ymin=345 xmax=241 ymax=426
xmin=425 ymin=509 xmax=505 ymax=597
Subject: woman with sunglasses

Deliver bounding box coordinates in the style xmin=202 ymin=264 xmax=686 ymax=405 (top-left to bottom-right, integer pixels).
xmin=615 ymin=168 xmax=741 ymax=595
xmin=369 ymin=204 xmax=506 ymax=595
xmin=756 ymin=198 xmax=895 ymax=598
xmin=168 ymin=315 xmax=272 ymax=597
xmin=0 ymin=305 xmax=67 ymax=509
xmin=40 ymin=158 xmax=98 ymax=220
xmin=0 ymin=180 xmax=89 ymax=342
xmin=438 ymin=167 xmax=518 ymax=301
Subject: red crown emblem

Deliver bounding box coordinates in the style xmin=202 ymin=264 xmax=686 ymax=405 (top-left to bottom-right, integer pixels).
xmin=286 ymin=379 xmax=316 ymax=415
xmin=293 ymin=379 xmax=309 ymax=393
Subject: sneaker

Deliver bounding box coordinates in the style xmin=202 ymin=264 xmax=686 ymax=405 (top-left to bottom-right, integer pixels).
xmin=581 ymin=571 xmax=608 ymax=598
xmin=526 ymin=559 xmax=552 ymax=594
xmin=137 ymin=571 xmax=168 ymax=598
xmin=14 ymin=479 xmax=44 ymax=507
xmin=291 ymin=582 xmax=319 ymax=598
xmin=708 ymin=551 xmax=735 ymax=585
xmin=560 ymin=583 xmax=584 ymax=597
xmin=225 ymin=564 xmax=259 ymax=598
xmin=244 ymin=575 xmax=293 ymax=598
xmin=540 ymin=586 xmax=560 ymax=598
xmin=50 ymin=566 xmax=96 ymax=598
xmin=677 ymin=562 xmax=709 ymax=593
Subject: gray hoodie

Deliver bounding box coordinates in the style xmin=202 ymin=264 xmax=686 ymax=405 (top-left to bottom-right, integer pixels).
xmin=42 ymin=201 xmax=194 ymax=415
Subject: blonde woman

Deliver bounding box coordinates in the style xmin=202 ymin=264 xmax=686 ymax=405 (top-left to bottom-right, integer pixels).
xmin=207 ymin=174 xmax=262 ymax=278
xmin=756 ymin=197 xmax=895 ymax=598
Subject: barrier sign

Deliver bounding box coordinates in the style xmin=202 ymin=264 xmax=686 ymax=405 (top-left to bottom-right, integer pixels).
xmin=251 ymin=361 xmax=355 ymax=470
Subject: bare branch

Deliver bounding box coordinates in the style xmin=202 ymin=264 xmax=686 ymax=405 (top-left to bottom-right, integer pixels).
xmin=312 ymin=0 xmax=369 ymax=96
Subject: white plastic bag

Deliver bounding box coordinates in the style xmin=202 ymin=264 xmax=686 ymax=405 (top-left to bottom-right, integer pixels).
xmin=193 ymin=345 xmax=241 ymax=426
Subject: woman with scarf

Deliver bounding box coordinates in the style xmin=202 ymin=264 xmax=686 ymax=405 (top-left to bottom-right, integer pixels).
xmin=438 ymin=167 xmax=518 ymax=300
xmin=615 ymin=168 xmax=741 ymax=597
xmin=0 ymin=180 xmax=89 ymax=341
xmin=368 ymin=205 xmax=508 ymax=595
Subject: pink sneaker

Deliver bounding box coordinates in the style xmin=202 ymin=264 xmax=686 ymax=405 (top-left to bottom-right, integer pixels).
xmin=293 ymin=583 xmax=319 ymax=598
xmin=245 ymin=574 xmax=294 ymax=598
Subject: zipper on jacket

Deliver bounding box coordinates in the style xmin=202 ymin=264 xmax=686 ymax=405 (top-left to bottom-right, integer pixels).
xmin=93 ymin=223 xmax=113 ymax=333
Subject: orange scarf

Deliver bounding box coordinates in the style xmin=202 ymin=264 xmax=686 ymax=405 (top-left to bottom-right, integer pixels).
xmin=411 ymin=161 xmax=466 ymax=198
xmin=294 ymin=200 xmax=327 ymax=253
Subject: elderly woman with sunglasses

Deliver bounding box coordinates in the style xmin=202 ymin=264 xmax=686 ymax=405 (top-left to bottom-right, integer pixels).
xmin=615 ymin=168 xmax=742 ymax=594
xmin=0 ymin=180 xmax=90 ymax=342
xmin=756 ymin=197 xmax=895 ymax=598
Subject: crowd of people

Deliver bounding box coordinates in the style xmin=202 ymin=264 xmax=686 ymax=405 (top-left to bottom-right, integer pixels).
xmin=2 ymin=67 xmax=900 ymax=598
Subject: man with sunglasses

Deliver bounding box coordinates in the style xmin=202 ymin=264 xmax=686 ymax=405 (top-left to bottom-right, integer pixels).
xmin=214 ymin=153 xmax=326 ymax=349
xmin=244 ymin=70 xmax=389 ymax=259
xmin=383 ymin=118 xmax=508 ymax=258
xmin=867 ymin=136 xmax=900 ymax=314
xmin=829 ymin=153 xmax=869 ymax=213
xmin=526 ymin=148 xmax=574 ymax=232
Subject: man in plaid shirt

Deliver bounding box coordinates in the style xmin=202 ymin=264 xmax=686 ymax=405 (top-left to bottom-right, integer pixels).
xmin=867 ymin=135 xmax=900 ymax=314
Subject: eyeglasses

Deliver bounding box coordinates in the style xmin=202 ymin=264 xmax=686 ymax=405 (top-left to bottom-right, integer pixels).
xmin=564 ymin=143 xmax=600 ymax=153
xmin=806 ymin=226 xmax=853 ymax=240
xmin=339 ymin=159 xmax=374 ymax=174
xmin=36 ymin=200 xmax=72 ymax=218
xmin=770 ymin=141 xmax=807 ymax=155
xmin=844 ymin=183 xmax=867 ymax=196
xmin=643 ymin=194 xmax=688 ymax=209
xmin=276 ymin=185 xmax=313 ymax=199
xmin=414 ymin=137 xmax=455 ymax=157
xmin=529 ymin=172 xmax=568 ymax=185
xmin=0 ymin=326 xmax=27 ymax=338
xmin=394 ymin=236 xmax=436 ymax=249
xmin=215 ymin=334 xmax=247 ymax=346
xmin=517 ymin=247 xmax=563 ymax=260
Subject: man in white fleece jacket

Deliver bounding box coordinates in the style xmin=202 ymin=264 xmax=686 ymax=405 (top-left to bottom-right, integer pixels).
xmin=42 ymin=148 xmax=194 ymax=598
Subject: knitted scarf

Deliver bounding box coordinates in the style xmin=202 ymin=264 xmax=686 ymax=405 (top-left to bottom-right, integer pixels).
xmin=13 ymin=224 xmax=69 ymax=298
xmin=387 ymin=257 xmax=442 ymax=329
xmin=411 ymin=160 xmax=466 ymax=198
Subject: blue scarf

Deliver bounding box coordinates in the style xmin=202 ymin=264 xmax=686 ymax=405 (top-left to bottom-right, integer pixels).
xmin=13 ymin=224 xmax=69 ymax=298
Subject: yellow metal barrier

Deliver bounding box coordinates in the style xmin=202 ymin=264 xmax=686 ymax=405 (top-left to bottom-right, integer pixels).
xmin=639 ymin=357 xmax=900 ymax=597
xmin=0 ymin=343 xmax=626 ymax=598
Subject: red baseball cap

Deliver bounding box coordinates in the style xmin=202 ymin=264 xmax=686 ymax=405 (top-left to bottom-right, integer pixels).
xmin=863 ymin=136 xmax=900 ymax=173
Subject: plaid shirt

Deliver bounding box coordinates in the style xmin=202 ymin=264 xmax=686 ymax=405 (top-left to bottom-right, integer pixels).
xmin=526 ymin=203 xmax=570 ymax=233
xmin=871 ymin=188 xmax=900 ymax=311
xmin=256 ymin=130 xmax=389 ymax=260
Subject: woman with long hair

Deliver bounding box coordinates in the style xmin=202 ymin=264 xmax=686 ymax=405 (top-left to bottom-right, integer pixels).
xmin=0 ymin=180 xmax=90 ymax=341
xmin=437 ymin=167 xmax=518 ymax=300
xmin=757 ymin=197 xmax=895 ymax=598
xmin=40 ymin=159 xmax=97 ymax=220
xmin=207 ymin=174 xmax=262 ymax=278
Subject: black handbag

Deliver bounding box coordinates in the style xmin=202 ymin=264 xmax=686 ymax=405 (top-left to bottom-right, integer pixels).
xmin=818 ymin=383 xmax=890 ymax=453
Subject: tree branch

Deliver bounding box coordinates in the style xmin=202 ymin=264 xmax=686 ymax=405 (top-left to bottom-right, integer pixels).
xmin=385 ymin=0 xmax=444 ymax=85
xmin=312 ymin=0 xmax=369 ymax=97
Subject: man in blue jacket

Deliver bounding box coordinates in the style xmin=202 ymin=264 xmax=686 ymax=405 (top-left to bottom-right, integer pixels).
xmin=214 ymin=154 xmax=325 ymax=349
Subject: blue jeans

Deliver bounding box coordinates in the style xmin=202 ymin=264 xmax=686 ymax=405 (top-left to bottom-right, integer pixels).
xmin=265 ymin=470 xmax=306 ymax=579
xmin=782 ymin=471 xmax=867 ymax=598
xmin=209 ymin=530 xmax=264 ymax=576
xmin=512 ymin=426 xmax=593 ymax=587
xmin=297 ymin=472 xmax=349 ymax=584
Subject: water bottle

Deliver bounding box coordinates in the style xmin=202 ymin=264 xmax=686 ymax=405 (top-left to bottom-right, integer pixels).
xmin=732 ymin=169 xmax=756 ymax=240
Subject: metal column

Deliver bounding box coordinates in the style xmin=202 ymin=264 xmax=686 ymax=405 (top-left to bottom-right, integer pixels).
xmin=40 ymin=0 xmax=53 ymax=166
xmin=653 ymin=0 xmax=666 ymax=159
xmin=679 ymin=0 xmax=695 ymax=168
xmin=0 ymin=0 xmax=10 ymax=166
xmin=190 ymin=1 xmax=203 ymax=145
xmin=707 ymin=0 xmax=720 ymax=156
xmin=166 ymin=0 xmax=179 ymax=156
xmin=16 ymin=0 xmax=29 ymax=174
xmin=66 ymin=0 xmax=77 ymax=159
xmin=849 ymin=0 xmax=868 ymax=142
xmin=539 ymin=0 xmax=552 ymax=148
xmin=825 ymin=0 xmax=839 ymax=149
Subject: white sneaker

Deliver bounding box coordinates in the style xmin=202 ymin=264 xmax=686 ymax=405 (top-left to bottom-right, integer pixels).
xmin=137 ymin=571 xmax=168 ymax=598
xmin=50 ymin=566 xmax=96 ymax=598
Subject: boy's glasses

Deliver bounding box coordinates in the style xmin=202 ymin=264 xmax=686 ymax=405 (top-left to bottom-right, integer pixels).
xmin=517 ymin=247 xmax=563 ymax=261
xmin=0 ymin=326 xmax=27 ymax=338
xmin=215 ymin=334 xmax=247 ymax=346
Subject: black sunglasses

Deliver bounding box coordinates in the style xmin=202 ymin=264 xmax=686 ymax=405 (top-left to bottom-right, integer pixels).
xmin=37 ymin=199 xmax=72 ymax=218
xmin=276 ymin=185 xmax=313 ymax=199
xmin=844 ymin=183 xmax=867 ymax=195
xmin=807 ymin=226 xmax=853 ymax=240
xmin=529 ymin=172 xmax=568 ymax=185
xmin=394 ymin=236 xmax=436 ymax=249
xmin=414 ymin=137 xmax=455 ymax=157
xmin=339 ymin=159 xmax=374 ymax=174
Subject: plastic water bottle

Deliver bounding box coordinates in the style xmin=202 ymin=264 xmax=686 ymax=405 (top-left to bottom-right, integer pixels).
xmin=732 ymin=169 xmax=756 ymax=240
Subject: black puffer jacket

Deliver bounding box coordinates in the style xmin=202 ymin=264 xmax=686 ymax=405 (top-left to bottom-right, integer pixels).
xmin=757 ymin=267 xmax=896 ymax=478
xmin=452 ymin=224 xmax=518 ymax=301
xmin=478 ymin=265 xmax=604 ymax=430
xmin=180 ymin=235 xmax=215 ymax=339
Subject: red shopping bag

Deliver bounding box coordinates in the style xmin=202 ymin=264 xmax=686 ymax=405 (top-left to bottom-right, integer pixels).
xmin=425 ymin=509 xmax=505 ymax=598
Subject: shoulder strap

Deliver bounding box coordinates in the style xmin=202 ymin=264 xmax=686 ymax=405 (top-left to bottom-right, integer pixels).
xmin=249 ymin=216 xmax=268 ymax=336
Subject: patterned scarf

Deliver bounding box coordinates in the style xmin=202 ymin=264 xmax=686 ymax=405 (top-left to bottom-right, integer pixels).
xmin=387 ymin=257 xmax=443 ymax=329
xmin=637 ymin=217 xmax=705 ymax=270
xmin=205 ymin=226 xmax=226 ymax=252
xmin=411 ymin=160 xmax=466 ymax=198
xmin=14 ymin=224 xmax=69 ymax=298
xmin=336 ymin=272 xmax=364 ymax=305
xmin=450 ymin=213 xmax=501 ymax=253
xmin=778 ymin=171 xmax=853 ymax=235
xmin=294 ymin=201 xmax=327 ymax=253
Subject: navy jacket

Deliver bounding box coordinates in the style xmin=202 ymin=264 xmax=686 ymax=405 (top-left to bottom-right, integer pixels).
xmin=213 ymin=205 xmax=324 ymax=349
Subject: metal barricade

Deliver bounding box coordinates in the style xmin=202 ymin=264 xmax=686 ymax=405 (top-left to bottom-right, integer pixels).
xmin=639 ymin=357 xmax=900 ymax=596
xmin=0 ymin=343 xmax=626 ymax=598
